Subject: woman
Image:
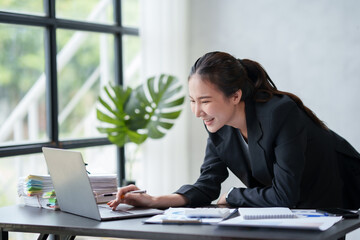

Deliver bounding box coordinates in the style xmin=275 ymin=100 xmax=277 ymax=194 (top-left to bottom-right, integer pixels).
xmin=109 ymin=51 xmax=360 ymax=210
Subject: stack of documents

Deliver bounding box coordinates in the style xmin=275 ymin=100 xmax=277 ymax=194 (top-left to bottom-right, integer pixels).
xmin=20 ymin=175 xmax=54 ymax=196
xmin=18 ymin=174 xmax=118 ymax=210
xmin=90 ymin=175 xmax=119 ymax=203
xmin=17 ymin=175 xmax=59 ymax=210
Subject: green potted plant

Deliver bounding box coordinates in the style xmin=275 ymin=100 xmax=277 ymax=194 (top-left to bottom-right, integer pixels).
xmin=96 ymin=74 xmax=185 ymax=184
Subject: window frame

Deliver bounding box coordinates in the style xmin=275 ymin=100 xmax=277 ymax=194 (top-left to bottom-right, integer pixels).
xmin=0 ymin=0 xmax=137 ymax=186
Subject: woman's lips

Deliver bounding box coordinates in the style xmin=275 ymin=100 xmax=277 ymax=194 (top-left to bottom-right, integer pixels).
xmin=203 ymin=118 xmax=214 ymax=126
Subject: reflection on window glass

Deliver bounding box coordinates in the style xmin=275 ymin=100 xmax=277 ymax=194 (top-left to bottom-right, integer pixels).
xmin=57 ymin=29 xmax=114 ymax=140
xmin=122 ymin=0 xmax=140 ymax=27
xmin=56 ymin=0 xmax=113 ymax=24
xmin=123 ymin=35 xmax=141 ymax=87
xmin=0 ymin=0 xmax=43 ymax=16
xmin=0 ymin=24 xmax=47 ymax=146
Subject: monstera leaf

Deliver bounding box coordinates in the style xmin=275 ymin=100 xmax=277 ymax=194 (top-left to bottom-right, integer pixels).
xmin=96 ymin=74 xmax=185 ymax=147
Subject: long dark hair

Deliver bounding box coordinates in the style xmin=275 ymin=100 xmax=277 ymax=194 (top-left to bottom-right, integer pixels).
xmin=189 ymin=51 xmax=328 ymax=130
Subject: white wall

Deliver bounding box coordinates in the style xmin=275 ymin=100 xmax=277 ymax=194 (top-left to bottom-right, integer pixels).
xmin=139 ymin=0 xmax=191 ymax=195
xmin=186 ymin=0 xmax=360 ymax=238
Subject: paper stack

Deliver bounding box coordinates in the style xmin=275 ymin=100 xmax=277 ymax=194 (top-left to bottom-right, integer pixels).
xmin=91 ymin=175 xmax=119 ymax=203
xmin=18 ymin=174 xmax=118 ymax=210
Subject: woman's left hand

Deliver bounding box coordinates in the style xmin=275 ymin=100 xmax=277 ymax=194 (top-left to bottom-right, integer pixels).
xmin=217 ymin=193 xmax=227 ymax=205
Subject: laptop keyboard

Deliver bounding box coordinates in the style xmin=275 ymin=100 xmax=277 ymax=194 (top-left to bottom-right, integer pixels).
xmin=98 ymin=205 xmax=131 ymax=217
xmin=97 ymin=203 xmax=164 ymax=219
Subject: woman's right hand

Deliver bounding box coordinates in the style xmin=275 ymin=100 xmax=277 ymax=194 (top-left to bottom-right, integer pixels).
xmin=107 ymin=184 xmax=155 ymax=210
xmin=107 ymin=185 xmax=188 ymax=210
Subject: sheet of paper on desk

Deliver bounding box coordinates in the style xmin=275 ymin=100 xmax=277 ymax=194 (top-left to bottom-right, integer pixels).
xmin=219 ymin=215 xmax=342 ymax=231
xmin=144 ymin=214 xmax=223 ymax=224
xmin=144 ymin=207 xmax=237 ymax=224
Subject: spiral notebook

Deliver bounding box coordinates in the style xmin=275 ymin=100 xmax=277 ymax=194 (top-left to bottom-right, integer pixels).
xmin=238 ymin=207 xmax=296 ymax=220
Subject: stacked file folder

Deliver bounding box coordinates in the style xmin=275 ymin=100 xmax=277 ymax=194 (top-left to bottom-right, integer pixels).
xmin=18 ymin=174 xmax=118 ymax=210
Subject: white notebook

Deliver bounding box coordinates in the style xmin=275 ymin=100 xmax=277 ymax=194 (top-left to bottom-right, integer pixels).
xmin=238 ymin=207 xmax=295 ymax=220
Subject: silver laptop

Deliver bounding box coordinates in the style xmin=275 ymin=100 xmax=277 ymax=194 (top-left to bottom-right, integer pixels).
xmin=42 ymin=147 xmax=163 ymax=221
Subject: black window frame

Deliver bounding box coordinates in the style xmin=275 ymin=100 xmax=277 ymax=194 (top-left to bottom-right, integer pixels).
xmin=0 ymin=0 xmax=138 ymax=186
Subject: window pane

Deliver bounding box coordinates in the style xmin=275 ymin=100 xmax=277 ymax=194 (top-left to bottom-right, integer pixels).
xmin=0 ymin=152 xmax=47 ymax=240
xmin=57 ymin=29 xmax=114 ymax=140
xmin=125 ymin=142 xmax=143 ymax=183
xmin=0 ymin=153 xmax=48 ymax=207
xmin=0 ymin=24 xmax=47 ymax=146
xmin=78 ymin=145 xmax=117 ymax=175
xmin=0 ymin=0 xmax=44 ymax=16
xmin=123 ymin=35 xmax=141 ymax=87
xmin=56 ymin=0 xmax=114 ymax=24
xmin=122 ymin=35 xmax=142 ymax=184
xmin=122 ymin=0 xmax=140 ymax=28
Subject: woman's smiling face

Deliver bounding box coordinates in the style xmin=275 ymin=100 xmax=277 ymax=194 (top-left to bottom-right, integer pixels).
xmin=189 ymin=73 xmax=240 ymax=133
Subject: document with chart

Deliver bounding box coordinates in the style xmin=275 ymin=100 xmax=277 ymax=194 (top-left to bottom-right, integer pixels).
xmin=144 ymin=207 xmax=237 ymax=224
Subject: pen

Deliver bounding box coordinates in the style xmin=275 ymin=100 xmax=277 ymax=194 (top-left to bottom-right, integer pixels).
xmin=120 ymin=189 xmax=147 ymax=199
xmin=162 ymin=219 xmax=202 ymax=224
xmin=222 ymin=209 xmax=239 ymax=221
xmin=297 ymin=213 xmax=329 ymax=217
xmin=303 ymin=214 xmax=328 ymax=217
xmin=99 ymin=192 xmax=117 ymax=197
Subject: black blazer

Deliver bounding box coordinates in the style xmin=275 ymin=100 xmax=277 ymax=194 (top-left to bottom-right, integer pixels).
xmin=176 ymin=95 xmax=360 ymax=209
